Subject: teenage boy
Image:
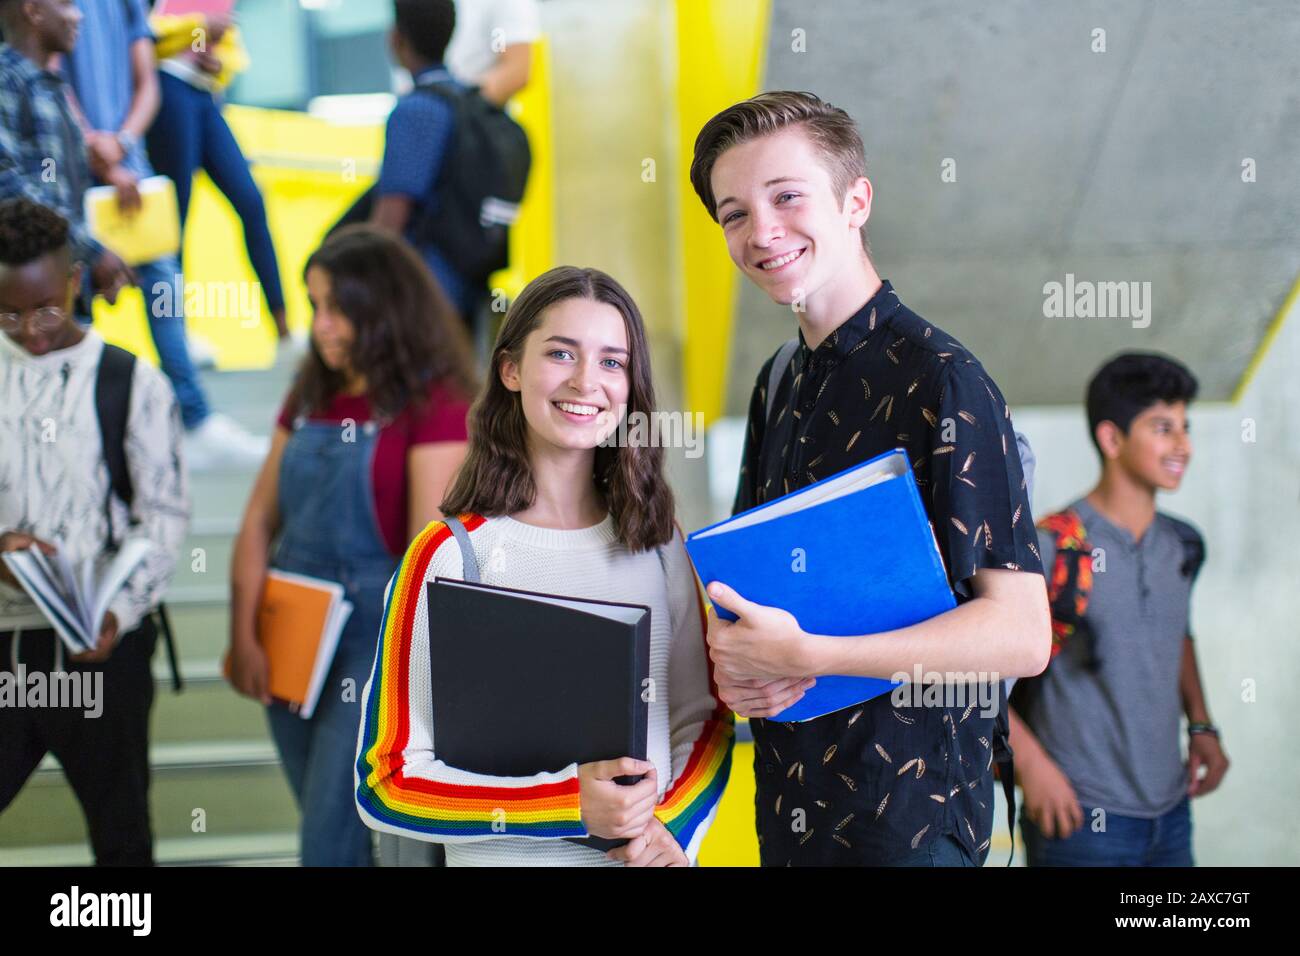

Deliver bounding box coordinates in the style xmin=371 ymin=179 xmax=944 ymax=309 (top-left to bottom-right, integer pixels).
xmin=372 ymin=0 xmax=476 ymax=320
xmin=1009 ymin=352 xmax=1228 ymax=866
xmin=0 ymin=197 xmax=190 ymax=865
xmin=690 ymin=91 xmax=1050 ymax=866
xmin=63 ymin=0 xmax=269 ymax=470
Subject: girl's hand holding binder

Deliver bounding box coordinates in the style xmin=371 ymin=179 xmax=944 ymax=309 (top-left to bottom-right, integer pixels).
xmin=606 ymin=816 xmax=689 ymax=867
xmin=577 ymin=758 xmax=658 ymax=840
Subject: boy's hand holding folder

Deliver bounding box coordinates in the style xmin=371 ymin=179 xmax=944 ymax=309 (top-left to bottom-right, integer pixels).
xmin=686 ymin=449 xmax=958 ymax=723
xmin=706 ymin=581 xmax=815 ymax=680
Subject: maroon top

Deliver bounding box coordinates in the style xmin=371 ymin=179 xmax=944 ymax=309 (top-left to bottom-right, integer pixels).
xmin=276 ymin=379 xmax=471 ymax=556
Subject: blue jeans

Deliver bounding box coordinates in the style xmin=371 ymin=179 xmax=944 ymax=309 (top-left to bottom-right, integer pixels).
xmin=265 ymin=417 xmax=395 ymax=866
xmin=138 ymin=258 xmax=209 ymax=429
xmin=884 ymin=833 xmax=982 ymax=867
xmin=77 ymin=256 xmax=210 ymax=429
xmin=146 ymin=72 xmax=285 ymax=316
xmin=1021 ymin=796 xmax=1194 ymax=866
xmin=266 ymin=634 xmax=378 ymax=867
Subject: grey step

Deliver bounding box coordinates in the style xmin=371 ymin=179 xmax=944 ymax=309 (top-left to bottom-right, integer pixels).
xmin=188 ymin=469 xmax=259 ymax=528
xmin=159 ymin=599 xmax=230 ymax=660
xmin=198 ymin=367 xmax=295 ymax=409
xmin=150 ymin=662 xmax=270 ymax=745
xmin=201 ymin=398 xmax=281 ymax=439
xmin=198 ymin=377 xmax=290 ymax=435
xmin=189 ymin=468 xmax=260 ymax=506
xmin=171 ymin=528 xmax=237 ymax=593
xmin=0 ymin=832 xmax=300 ymax=866
xmin=0 ymin=740 xmax=297 ymax=849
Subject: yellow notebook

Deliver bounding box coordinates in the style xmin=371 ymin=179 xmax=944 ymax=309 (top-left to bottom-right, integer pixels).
xmin=83 ymin=175 xmax=181 ymax=266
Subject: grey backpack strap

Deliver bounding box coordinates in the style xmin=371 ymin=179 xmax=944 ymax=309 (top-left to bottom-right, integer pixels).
xmin=764 ymin=338 xmax=800 ymax=422
xmin=443 ymin=516 xmax=480 ymax=583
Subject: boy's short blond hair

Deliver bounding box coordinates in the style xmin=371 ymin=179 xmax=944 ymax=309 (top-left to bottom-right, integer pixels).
xmin=690 ymin=91 xmax=870 ymax=246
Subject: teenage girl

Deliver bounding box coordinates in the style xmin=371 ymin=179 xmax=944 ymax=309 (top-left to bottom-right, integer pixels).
xmin=355 ymin=265 xmax=736 ymax=866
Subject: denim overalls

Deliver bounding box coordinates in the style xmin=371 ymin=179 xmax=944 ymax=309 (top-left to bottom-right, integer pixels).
xmin=265 ymin=414 xmax=399 ymax=866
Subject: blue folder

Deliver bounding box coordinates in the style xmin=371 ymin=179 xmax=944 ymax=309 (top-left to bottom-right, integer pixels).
xmin=686 ymin=448 xmax=956 ymax=722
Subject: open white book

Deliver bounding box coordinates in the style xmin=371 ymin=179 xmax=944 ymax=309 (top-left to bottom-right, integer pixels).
xmin=1 ymin=539 xmax=154 ymax=652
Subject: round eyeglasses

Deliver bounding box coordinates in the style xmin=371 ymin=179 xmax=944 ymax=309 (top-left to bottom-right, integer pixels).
xmin=0 ymin=307 xmax=69 ymax=333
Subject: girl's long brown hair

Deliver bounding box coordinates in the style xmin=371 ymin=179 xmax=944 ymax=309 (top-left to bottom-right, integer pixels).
xmin=289 ymin=224 xmax=478 ymax=421
xmin=441 ymin=266 xmax=676 ymax=552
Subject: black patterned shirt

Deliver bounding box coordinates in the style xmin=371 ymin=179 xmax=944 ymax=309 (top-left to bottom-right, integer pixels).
xmin=733 ymin=280 xmax=1042 ymax=865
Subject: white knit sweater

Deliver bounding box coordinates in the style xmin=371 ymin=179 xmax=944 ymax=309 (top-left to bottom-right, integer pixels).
xmin=0 ymin=330 xmax=189 ymax=638
xmin=354 ymin=513 xmax=734 ymax=866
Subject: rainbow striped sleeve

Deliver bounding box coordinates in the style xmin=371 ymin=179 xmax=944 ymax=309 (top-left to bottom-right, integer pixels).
xmin=354 ymin=515 xmax=587 ymax=841
xmin=654 ymin=571 xmax=735 ymax=856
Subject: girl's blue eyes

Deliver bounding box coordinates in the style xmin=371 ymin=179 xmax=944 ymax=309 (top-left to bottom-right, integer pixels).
xmin=547 ymin=349 xmax=624 ymax=369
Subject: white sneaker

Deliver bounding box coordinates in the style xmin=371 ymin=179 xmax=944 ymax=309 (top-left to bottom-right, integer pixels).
xmin=275 ymin=333 xmax=309 ymax=368
xmin=186 ymin=333 xmax=219 ymax=370
xmin=184 ymin=413 xmax=271 ymax=472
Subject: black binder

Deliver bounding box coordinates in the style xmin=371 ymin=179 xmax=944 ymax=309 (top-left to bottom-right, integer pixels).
xmin=426 ymin=577 xmax=652 ymax=851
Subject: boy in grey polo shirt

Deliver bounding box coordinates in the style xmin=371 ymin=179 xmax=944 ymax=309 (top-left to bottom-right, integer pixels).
xmin=1009 ymin=352 xmax=1229 ymax=866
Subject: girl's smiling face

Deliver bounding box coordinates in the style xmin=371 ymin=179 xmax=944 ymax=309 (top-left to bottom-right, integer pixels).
xmin=500 ymin=296 xmax=630 ymax=453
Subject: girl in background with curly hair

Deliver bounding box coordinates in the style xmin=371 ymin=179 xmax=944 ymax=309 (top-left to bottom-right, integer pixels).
xmin=354 ymin=265 xmax=737 ymax=867
xmin=227 ymin=224 xmax=477 ymax=866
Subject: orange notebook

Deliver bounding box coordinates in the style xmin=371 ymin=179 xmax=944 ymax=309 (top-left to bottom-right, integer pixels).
xmin=225 ymin=570 xmax=353 ymax=719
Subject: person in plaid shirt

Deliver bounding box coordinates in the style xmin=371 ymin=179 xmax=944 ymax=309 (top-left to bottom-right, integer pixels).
xmin=0 ymin=0 xmax=133 ymax=305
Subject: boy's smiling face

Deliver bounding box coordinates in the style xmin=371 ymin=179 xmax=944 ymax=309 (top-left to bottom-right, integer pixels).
xmin=1104 ymin=400 xmax=1193 ymax=492
xmin=710 ymin=126 xmax=871 ymax=307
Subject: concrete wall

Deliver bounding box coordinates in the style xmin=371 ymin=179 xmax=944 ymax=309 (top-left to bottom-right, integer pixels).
xmin=543 ymin=1 xmax=683 ymax=407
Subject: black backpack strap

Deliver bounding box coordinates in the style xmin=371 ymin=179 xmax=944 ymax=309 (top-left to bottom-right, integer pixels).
xmin=94 ymin=343 xmax=184 ymax=692
xmin=1166 ymin=516 xmax=1206 ymax=583
xmin=443 ymin=515 xmax=480 ymax=583
xmin=764 ymin=338 xmax=800 ymax=424
xmin=153 ymin=603 xmax=183 ymax=693
xmin=95 ymin=343 xmax=136 ymax=548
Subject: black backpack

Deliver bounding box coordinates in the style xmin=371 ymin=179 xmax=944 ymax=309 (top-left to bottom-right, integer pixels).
xmin=330 ymin=78 xmax=531 ymax=287
xmin=96 ymin=344 xmax=183 ymax=692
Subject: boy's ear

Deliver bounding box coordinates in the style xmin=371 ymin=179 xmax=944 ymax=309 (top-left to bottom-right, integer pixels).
xmin=1095 ymin=420 xmax=1125 ymax=459
xmin=66 ymin=261 xmax=83 ymax=310
xmin=843 ymin=176 xmax=873 ymax=229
